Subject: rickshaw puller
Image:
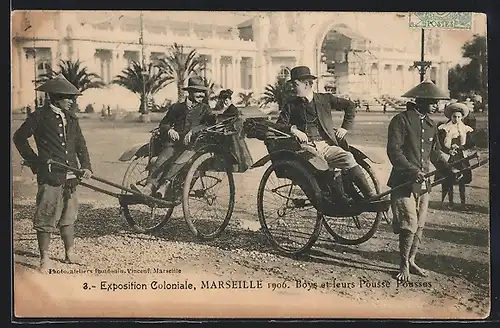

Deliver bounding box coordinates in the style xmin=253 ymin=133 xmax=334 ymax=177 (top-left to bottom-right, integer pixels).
xmin=13 ymin=74 xmax=93 ymax=272
xmin=276 ymin=66 xmax=376 ymax=201
xmin=387 ymin=78 xmax=451 ymax=282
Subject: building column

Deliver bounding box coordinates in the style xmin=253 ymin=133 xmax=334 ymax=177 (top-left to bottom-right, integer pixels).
xmin=251 ymin=57 xmax=257 ymax=93
xmin=213 ymin=54 xmax=220 ymax=86
xmin=51 ymin=44 xmax=60 ymax=71
xmin=112 ymin=48 xmax=123 ymax=79
xmin=141 ymin=48 xmax=151 ymax=65
xmin=230 ymin=56 xmax=236 ymax=89
xmin=439 ymin=61 xmax=449 ymax=94
xmin=234 ymin=57 xmax=241 ymax=91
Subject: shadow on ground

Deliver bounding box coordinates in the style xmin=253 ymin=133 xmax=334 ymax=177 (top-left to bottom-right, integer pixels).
xmin=427 ymin=200 xmax=489 ymax=215
xmin=312 ymin=234 xmax=489 ymax=290
xmin=12 ymin=202 xmax=277 ymax=254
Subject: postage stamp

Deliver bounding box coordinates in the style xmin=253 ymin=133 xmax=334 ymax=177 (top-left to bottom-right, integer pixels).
xmin=11 ymin=10 xmax=489 ymax=321
xmin=409 ymin=12 xmax=473 ymax=30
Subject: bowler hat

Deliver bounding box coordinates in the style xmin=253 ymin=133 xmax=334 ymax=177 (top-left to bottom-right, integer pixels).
xmin=401 ymin=78 xmax=449 ymax=100
xmin=35 ymin=74 xmax=82 ymax=95
xmin=444 ymin=102 xmax=470 ymax=119
xmin=182 ymin=76 xmax=209 ymax=92
xmin=290 ymin=66 xmax=317 ymax=81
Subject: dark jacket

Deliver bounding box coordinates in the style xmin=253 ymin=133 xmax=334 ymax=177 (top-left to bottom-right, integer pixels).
xmin=276 ymin=93 xmax=356 ymax=146
xmin=219 ymin=104 xmax=253 ymax=172
xmin=159 ymin=101 xmax=216 ymax=144
xmin=13 ymin=105 xmax=92 ymax=186
xmin=386 ymin=105 xmax=448 ymax=192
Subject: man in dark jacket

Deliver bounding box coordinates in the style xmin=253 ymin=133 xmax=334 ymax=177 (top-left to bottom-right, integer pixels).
xmin=387 ymin=79 xmax=450 ymax=282
xmin=13 ymin=74 xmax=92 ymax=272
xmin=276 ymin=66 xmax=376 ymax=200
xmin=132 ymin=77 xmax=216 ymax=197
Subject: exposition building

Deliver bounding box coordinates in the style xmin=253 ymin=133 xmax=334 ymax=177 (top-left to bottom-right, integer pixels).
xmin=11 ymin=11 xmax=483 ymax=111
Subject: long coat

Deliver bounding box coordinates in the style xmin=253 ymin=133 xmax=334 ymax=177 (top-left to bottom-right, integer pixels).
xmin=275 ymin=93 xmax=356 ymax=147
xmin=386 ymin=105 xmax=448 ymax=194
xmin=219 ymin=104 xmax=254 ymax=173
xmin=13 ymin=105 xmax=92 ymax=186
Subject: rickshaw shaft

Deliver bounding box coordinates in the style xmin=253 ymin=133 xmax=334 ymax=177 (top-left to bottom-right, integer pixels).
xmin=45 ymin=159 xmax=175 ymax=207
xmin=368 ymin=152 xmax=482 ymax=201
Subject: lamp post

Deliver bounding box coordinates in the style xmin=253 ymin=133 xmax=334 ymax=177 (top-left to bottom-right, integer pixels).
xmin=413 ymin=28 xmax=432 ymax=82
xmin=139 ymin=11 xmax=147 ymax=116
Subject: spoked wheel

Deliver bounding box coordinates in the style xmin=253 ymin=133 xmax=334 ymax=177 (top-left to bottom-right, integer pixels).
xmin=120 ymin=156 xmax=174 ymax=233
xmin=257 ymin=160 xmax=323 ymax=257
xmin=183 ymin=152 xmax=235 ymax=240
xmin=322 ymin=160 xmax=382 ymax=245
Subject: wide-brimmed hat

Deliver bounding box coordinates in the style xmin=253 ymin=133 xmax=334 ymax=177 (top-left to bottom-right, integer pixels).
xmin=182 ymin=76 xmax=209 ymax=92
xmin=444 ymin=102 xmax=470 ymax=119
xmin=401 ymin=78 xmax=449 ymax=100
xmin=290 ymin=66 xmax=317 ymax=81
xmin=35 ymin=74 xmax=82 ymax=95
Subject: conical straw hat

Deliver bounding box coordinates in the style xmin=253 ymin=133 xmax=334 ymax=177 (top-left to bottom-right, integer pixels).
xmin=401 ymin=78 xmax=449 ymax=100
xmin=35 ymin=74 xmax=82 ymax=95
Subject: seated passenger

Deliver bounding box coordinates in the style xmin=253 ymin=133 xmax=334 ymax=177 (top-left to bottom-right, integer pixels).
xmin=275 ymin=66 xmax=376 ymax=200
xmin=131 ymin=77 xmax=215 ymax=197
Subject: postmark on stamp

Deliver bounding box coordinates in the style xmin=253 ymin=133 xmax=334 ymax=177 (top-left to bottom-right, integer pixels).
xmin=409 ymin=12 xmax=472 ymax=30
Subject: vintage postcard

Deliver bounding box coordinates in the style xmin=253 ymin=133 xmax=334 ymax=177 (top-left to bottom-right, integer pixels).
xmin=11 ymin=11 xmax=490 ymax=319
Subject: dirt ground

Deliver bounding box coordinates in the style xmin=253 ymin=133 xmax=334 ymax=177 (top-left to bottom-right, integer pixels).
xmin=11 ymin=112 xmax=491 ymax=319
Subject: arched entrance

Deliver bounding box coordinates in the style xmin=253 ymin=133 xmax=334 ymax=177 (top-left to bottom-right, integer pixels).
xmin=301 ymin=20 xmax=371 ymax=95
xmin=318 ymin=24 xmax=370 ymax=94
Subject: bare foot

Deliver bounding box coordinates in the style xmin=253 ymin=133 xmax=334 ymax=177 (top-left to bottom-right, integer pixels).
xmin=64 ymin=253 xmax=83 ymax=265
xmin=409 ymin=261 xmax=428 ymax=277
xmin=396 ymin=260 xmax=411 ymax=282
xmin=39 ymin=257 xmax=51 ymax=273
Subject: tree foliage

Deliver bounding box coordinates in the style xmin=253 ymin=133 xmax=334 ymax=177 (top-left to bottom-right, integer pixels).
xmin=112 ymin=61 xmax=173 ymax=114
xmin=260 ymin=77 xmax=295 ymax=109
xmin=36 ymin=59 xmax=105 ymax=92
xmin=157 ymin=43 xmax=205 ymax=102
xmin=448 ymin=35 xmax=487 ymax=105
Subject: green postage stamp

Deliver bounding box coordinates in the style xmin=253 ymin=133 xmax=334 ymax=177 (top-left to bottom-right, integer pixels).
xmin=409 ymin=12 xmax=473 ymax=29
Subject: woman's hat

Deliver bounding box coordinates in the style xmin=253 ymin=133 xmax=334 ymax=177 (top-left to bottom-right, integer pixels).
xmin=290 ymin=66 xmax=317 ymax=81
xmin=218 ymin=89 xmax=233 ymax=100
xmin=444 ymin=102 xmax=470 ymax=119
xmin=182 ymin=76 xmax=209 ymax=92
xmin=401 ymin=78 xmax=449 ymax=100
xmin=35 ymin=74 xmax=82 ymax=95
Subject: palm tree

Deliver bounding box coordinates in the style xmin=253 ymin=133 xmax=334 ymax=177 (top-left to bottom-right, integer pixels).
xmin=36 ymin=59 xmax=106 ymax=92
xmin=36 ymin=59 xmax=106 ymax=112
xmin=237 ymin=91 xmax=254 ymax=107
xmin=199 ymin=77 xmax=217 ymax=105
xmin=112 ymin=61 xmax=173 ymax=118
xmin=157 ymin=43 xmax=205 ymax=102
xmin=260 ymin=77 xmax=295 ymax=109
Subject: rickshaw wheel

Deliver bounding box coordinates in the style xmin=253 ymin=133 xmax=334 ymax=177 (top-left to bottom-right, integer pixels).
xmin=120 ymin=156 xmax=174 ymax=234
xmin=257 ymin=160 xmax=323 ymax=257
xmin=183 ymin=151 xmax=235 ymax=241
xmin=322 ymin=160 xmax=382 ymax=245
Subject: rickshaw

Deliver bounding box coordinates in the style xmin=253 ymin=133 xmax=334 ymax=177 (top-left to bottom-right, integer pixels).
xmin=244 ymin=119 xmax=486 ymax=257
xmin=117 ymin=115 xmax=241 ymax=240
xmin=30 ymin=115 xmax=241 ymax=241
